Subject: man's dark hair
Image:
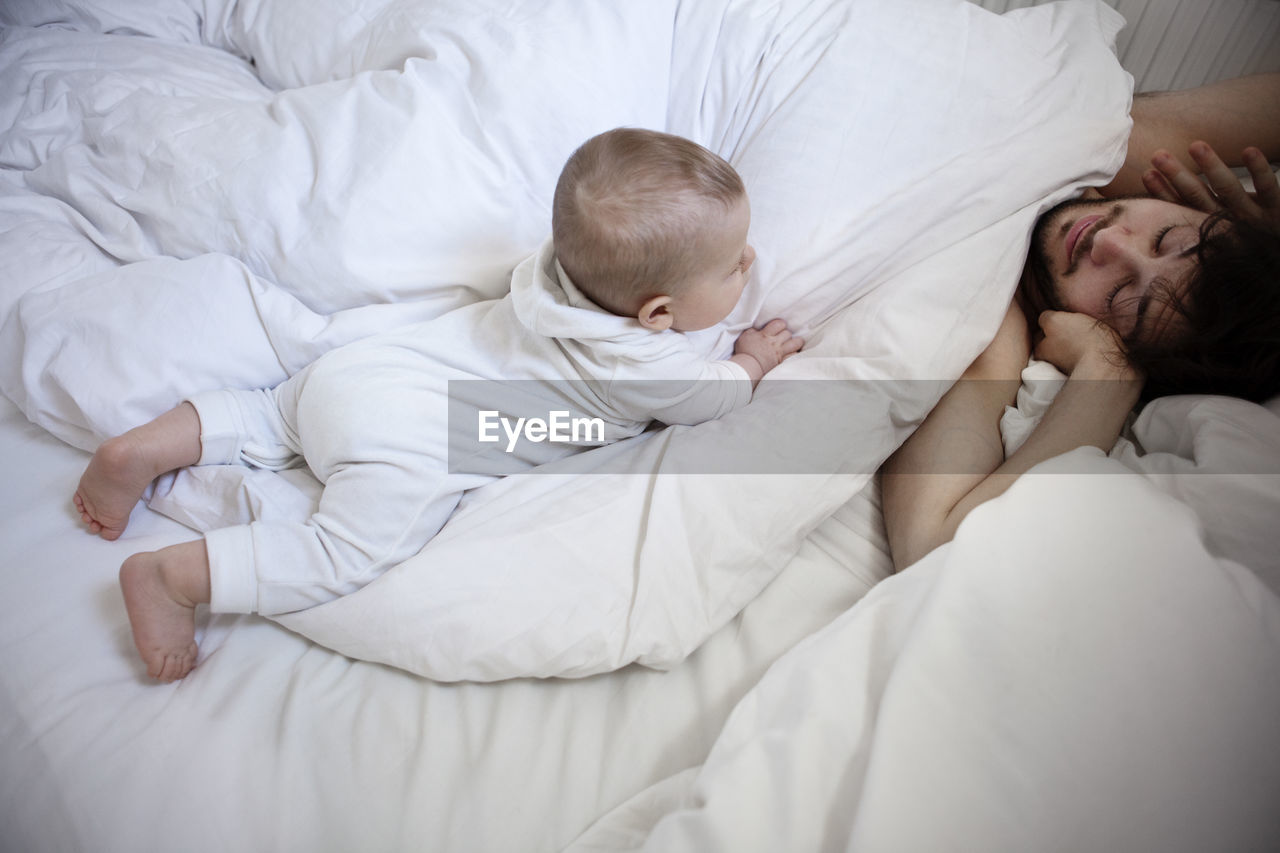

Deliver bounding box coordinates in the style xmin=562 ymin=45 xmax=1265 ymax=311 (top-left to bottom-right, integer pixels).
xmin=1126 ymin=211 xmax=1280 ymax=402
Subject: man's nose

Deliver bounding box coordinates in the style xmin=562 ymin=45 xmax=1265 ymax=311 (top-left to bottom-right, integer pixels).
xmin=1089 ymin=225 xmax=1137 ymax=264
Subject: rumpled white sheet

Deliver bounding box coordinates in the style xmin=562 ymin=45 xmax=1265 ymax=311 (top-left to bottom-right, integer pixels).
xmin=0 ymin=0 xmax=1135 ymax=679
xmin=568 ymin=448 xmax=1280 ymax=852
xmin=0 ymin=391 xmax=895 ymax=853
xmin=1002 ymin=361 xmax=1280 ymax=599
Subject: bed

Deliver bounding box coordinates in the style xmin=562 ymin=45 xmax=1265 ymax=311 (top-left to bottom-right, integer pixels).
xmin=1 ymin=0 xmax=1278 ymax=851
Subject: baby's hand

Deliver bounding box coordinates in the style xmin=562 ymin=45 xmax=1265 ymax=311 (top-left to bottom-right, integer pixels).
xmin=733 ymin=318 xmax=803 ymax=381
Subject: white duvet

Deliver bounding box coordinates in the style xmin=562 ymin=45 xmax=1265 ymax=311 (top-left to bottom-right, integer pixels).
xmin=3 ymin=0 xmax=1273 ymax=687
xmin=568 ymin=449 xmax=1280 ymax=852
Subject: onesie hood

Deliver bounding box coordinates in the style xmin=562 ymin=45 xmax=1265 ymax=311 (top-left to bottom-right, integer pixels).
xmin=509 ymin=239 xmax=652 ymax=344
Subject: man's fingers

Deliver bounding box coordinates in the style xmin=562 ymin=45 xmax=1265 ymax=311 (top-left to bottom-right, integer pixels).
xmin=1142 ymin=168 xmax=1179 ymax=203
xmin=1151 ymin=149 xmax=1220 ymax=212
xmin=1189 ymin=140 xmax=1253 ymax=210
xmin=1242 ymin=146 xmax=1280 ymax=211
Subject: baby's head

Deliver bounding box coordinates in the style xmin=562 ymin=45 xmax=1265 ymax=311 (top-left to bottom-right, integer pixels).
xmin=552 ymin=128 xmax=755 ymax=332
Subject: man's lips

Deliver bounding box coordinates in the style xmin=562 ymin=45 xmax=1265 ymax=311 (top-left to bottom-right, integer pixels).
xmin=1064 ymin=214 xmax=1102 ymax=268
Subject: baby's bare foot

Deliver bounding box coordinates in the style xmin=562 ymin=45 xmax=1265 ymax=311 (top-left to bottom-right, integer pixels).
xmin=120 ymin=552 xmax=199 ymax=681
xmin=74 ymin=434 xmax=157 ymax=540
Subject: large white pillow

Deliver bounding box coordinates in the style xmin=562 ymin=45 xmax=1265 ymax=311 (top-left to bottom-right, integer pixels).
xmin=0 ymin=0 xmax=1135 ymax=679
xmin=271 ymin=0 xmax=1135 ymax=679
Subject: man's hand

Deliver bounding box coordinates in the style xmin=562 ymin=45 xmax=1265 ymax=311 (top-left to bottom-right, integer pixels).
xmin=731 ymin=318 xmax=803 ymax=384
xmin=1103 ymin=73 xmax=1280 ymax=197
xmin=1144 ymin=140 xmax=1280 ymax=233
xmin=1035 ymin=310 xmax=1139 ymax=380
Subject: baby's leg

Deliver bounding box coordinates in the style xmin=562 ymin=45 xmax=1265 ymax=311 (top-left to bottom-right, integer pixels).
xmin=74 ymin=402 xmax=203 ymax=540
xmin=204 ymin=344 xmax=478 ymax=615
xmin=118 ymin=539 xmax=211 ymax=681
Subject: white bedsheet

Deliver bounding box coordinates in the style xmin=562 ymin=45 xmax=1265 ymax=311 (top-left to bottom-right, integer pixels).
xmin=0 ymin=392 xmax=893 ymax=853
xmin=0 ymin=0 xmax=1132 ymax=679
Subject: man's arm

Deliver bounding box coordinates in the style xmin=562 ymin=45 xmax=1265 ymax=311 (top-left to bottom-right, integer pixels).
xmin=880 ymin=308 xmax=1141 ymax=573
xmin=1102 ymin=72 xmax=1280 ymax=197
xmin=880 ymin=303 xmax=1028 ymax=571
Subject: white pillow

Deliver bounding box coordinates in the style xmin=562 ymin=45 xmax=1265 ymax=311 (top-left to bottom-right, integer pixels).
xmin=0 ymin=0 xmax=1136 ymax=678
xmin=274 ymin=0 xmax=1136 ymax=678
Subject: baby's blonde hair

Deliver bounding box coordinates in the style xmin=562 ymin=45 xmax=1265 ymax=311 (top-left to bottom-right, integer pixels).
xmin=552 ymin=128 xmax=745 ymax=316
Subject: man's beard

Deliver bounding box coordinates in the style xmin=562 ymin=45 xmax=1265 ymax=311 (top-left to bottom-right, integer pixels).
xmin=1023 ymin=196 xmax=1091 ymax=317
xmin=1028 ymin=195 xmax=1103 ymax=280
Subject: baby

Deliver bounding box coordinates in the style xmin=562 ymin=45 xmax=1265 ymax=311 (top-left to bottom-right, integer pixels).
xmin=74 ymin=127 xmax=802 ymax=681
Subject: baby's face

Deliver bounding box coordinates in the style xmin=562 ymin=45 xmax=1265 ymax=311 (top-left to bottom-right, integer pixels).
xmin=667 ymin=196 xmax=755 ymax=332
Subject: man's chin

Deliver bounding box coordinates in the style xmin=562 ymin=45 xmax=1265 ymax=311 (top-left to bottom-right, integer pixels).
xmin=1024 ymin=196 xmax=1091 ymax=316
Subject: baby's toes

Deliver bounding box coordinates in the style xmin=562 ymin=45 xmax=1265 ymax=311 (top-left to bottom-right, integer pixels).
xmin=74 ymin=494 xmax=96 ymax=525
xmin=155 ymin=645 xmax=198 ymax=682
xmin=149 ymin=651 xmax=178 ymax=681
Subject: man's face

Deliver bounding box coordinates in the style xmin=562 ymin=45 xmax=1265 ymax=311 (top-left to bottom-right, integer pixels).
xmin=1028 ymin=196 xmax=1209 ymax=343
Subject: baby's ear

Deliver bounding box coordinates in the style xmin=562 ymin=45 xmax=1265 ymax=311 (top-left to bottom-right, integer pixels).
xmin=637 ymin=295 xmax=674 ymax=331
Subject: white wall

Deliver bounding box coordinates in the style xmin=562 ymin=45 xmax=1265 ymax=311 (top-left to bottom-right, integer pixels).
xmin=971 ymin=0 xmax=1280 ymax=90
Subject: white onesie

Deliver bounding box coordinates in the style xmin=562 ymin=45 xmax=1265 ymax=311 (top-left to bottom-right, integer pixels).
xmin=188 ymin=239 xmax=753 ymax=615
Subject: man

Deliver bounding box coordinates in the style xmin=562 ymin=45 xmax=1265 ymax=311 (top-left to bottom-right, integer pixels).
xmin=880 ymin=72 xmax=1280 ymax=571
